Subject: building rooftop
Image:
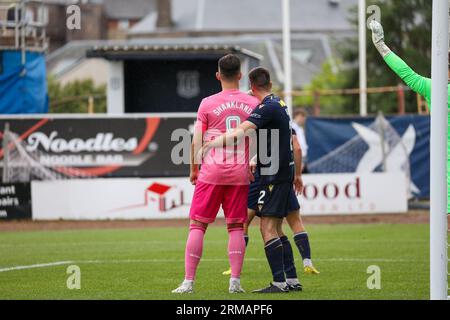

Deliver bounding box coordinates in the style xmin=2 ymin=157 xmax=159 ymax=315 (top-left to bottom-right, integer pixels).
xmin=130 ymin=0 xmax=357 ymax=35
xmin=104 ymin=0 xmax=155 ymax=20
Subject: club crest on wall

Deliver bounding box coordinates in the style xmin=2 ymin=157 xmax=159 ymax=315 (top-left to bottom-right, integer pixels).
xmin=176 ymin=71 xmax=200 ymax=99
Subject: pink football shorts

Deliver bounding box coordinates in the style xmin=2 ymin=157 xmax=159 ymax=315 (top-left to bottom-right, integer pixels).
xmin=189 ymin=181 xmax=250 ymax=224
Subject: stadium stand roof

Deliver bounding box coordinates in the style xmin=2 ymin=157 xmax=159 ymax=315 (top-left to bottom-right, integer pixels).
xmin=86 ymin=43 xmax=263 ymax=61
xmin=48 ymin=33 xmax=332 ymax=88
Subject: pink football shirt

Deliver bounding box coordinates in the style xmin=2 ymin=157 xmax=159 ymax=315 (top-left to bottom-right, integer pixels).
xmin=195 ymin=89 xmax=259 ymax=185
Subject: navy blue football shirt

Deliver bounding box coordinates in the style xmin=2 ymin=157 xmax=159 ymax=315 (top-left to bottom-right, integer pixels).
xmin=247 ymin=94 xmax=295 ymax=184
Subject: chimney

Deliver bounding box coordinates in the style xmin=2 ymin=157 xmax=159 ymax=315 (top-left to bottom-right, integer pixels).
xmin=156 ymin=0 xmax=173 ymax=28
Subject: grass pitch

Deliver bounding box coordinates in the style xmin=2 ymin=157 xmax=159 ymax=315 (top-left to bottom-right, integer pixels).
xmin=0 ymin=223 xmax=429 ymax=300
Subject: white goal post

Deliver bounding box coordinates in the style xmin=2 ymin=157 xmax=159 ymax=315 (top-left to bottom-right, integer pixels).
xmin=430 ymin=0 xmax=449 ymax=301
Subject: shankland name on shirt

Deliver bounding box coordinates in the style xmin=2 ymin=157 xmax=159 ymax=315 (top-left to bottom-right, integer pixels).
xmin=212 ymin=101 xmax=254 ymax=117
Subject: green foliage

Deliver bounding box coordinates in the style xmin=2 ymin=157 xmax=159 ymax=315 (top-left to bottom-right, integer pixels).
xmin=47 ymin=76 xmax=107 ymax=113
xmin=294 ymin=61 xmax=350 ymax=115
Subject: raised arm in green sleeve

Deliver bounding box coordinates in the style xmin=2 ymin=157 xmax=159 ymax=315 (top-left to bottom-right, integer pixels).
xmin=384 ymin=52 xmax=432 ymax=104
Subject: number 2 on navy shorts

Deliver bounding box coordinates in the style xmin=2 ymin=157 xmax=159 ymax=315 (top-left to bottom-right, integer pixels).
xmin=256 ymin=183 xmax=291 ymax=218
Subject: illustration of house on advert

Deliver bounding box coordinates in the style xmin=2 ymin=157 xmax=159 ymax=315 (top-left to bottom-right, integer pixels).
xmin=146 ymin=183 xmax=184 ymax=212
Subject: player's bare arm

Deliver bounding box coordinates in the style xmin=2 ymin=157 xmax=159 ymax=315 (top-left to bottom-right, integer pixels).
xmin=201 ymin=120 xmax=257 ymax=157
xmin=190 ymin=129 xmax=203 ymax=185
xmin=249 ymin=154 xmax=257 ymax=173
xmin=292 ymin=137 xmax=304 ymax=195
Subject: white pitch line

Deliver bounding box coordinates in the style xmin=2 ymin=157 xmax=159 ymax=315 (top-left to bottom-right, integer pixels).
xmin=0 ymin=257 xmax=426 ymax=273
xmin=0 ymin=261 xmax=73 ymax=273
xmin=0 ymin=239 xmax=428 ymax=249
xmin=77 ymin=258 xmax=424 ymax=264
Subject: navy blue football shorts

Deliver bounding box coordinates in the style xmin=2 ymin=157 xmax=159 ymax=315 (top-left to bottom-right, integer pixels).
xmin=248 ymin=180 xmax=300 ymax=218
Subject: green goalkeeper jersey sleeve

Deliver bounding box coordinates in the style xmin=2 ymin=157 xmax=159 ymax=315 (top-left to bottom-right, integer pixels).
xmin=383 ymin=51 xmax=450 ymax=109
xmin=384 ymin=51 xmax=450 ymax=210
xmin=384 ymin=52 xmax=432 ymax=105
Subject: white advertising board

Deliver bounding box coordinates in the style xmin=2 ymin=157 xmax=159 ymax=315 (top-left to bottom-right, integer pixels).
xmin=32 ymin=178 xmax=195 ymax=220
xmin=31 ymin=173 xmax=407 ymax=220
xmin=298 ymin=172 xmax=408 ymax=215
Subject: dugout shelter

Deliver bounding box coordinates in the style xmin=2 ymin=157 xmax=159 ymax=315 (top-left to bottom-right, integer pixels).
xmin=87 ymin=42 xmax=262 ymax=114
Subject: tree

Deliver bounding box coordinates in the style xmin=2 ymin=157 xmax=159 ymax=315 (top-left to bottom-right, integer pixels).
xmin=303 ymin=0 xmax=432 ymax=115
xmin=47 ymin=77 xmax=107 ymax=113
xmin=294 ymin=60 xmax=350 ymax=115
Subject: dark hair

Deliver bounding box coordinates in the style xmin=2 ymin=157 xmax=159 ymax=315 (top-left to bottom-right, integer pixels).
xmin=218 ymin=54 xmax=241 ymax=80
xmin=294 ymin=108 xmax=307 ymax=118
xmin=248 ymin=67 xmax=271 ymax=91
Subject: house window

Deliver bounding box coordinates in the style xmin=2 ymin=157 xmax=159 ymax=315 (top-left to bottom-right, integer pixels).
xmin=118 ymin=20 xmax=130 ymax=30
xmin=37 ymin=6 xmax=48 ymax=25
xmin=292 ymin=49 xmax=313 ymax=64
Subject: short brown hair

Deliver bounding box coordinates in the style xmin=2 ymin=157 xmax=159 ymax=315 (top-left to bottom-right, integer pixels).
xmin=294 ymin=108 xmax=307 ymax=118
xmin=218 ymin=54 xmax=241 ymax=80
xmin=248 ymin=67 xmax=271 ymax=91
